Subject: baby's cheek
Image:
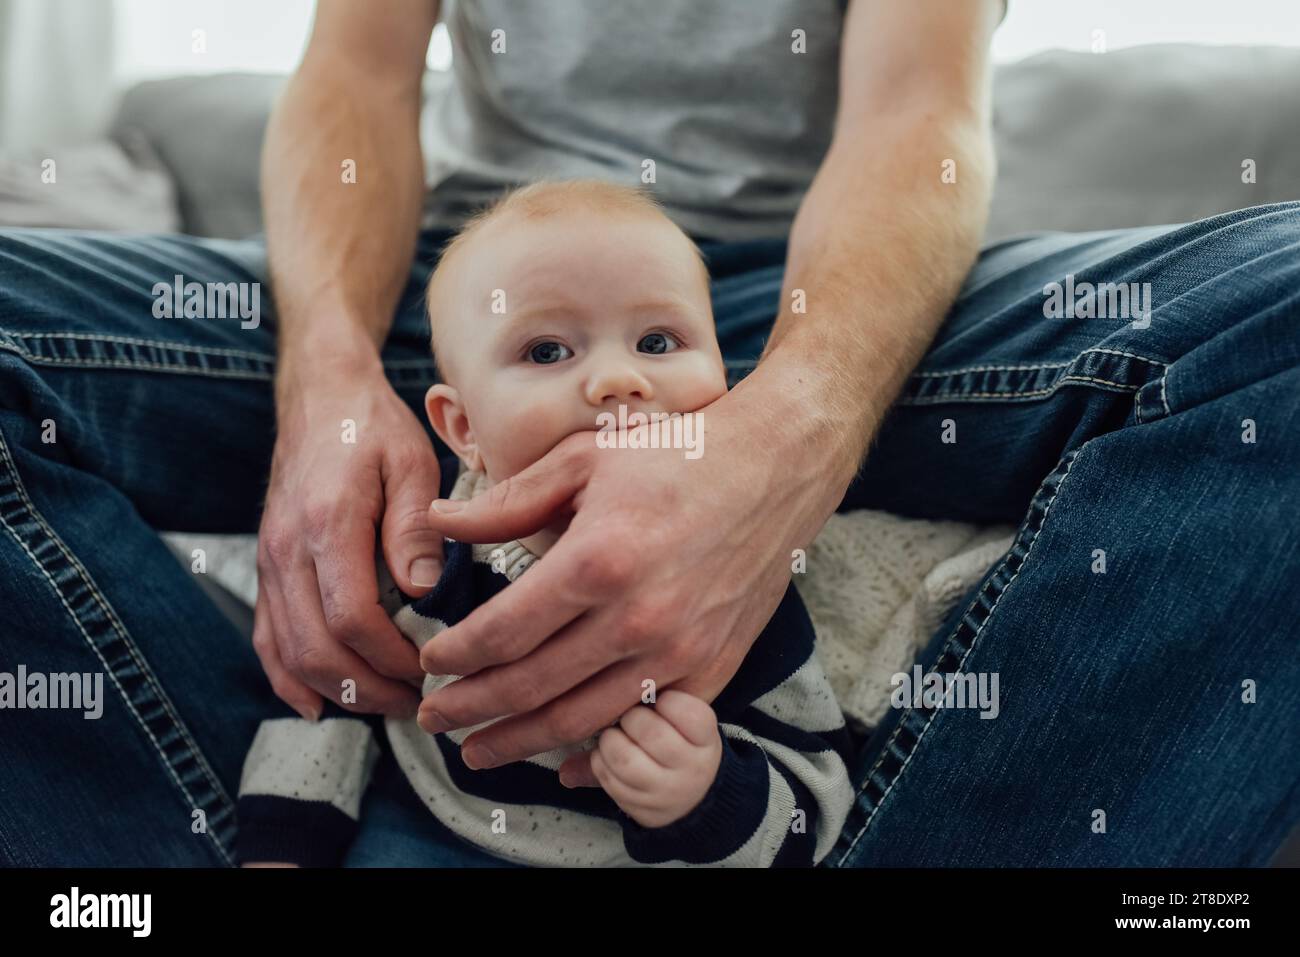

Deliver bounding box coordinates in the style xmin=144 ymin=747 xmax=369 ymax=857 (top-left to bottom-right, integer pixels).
xmin=482 ymin=415 xmax=559 ymax=477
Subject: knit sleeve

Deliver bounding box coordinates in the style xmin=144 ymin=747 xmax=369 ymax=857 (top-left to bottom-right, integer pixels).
xmin=236 ymin=705 xmax=381 ymax=867
xmin=618 ymin=675 xmax=857 ymax=867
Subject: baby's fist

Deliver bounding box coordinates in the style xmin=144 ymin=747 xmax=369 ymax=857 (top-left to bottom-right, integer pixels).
xmin=591 ymin=690 xmax=722 ymax=829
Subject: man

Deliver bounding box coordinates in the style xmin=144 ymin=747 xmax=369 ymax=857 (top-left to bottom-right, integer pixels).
xmin=0 ymin=0 xmax=1295 ymax=866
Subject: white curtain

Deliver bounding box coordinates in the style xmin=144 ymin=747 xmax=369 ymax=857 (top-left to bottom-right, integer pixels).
xmin=0 ymin=0 xmax=117 ymax=148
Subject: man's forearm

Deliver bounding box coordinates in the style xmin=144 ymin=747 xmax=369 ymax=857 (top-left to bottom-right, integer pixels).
xmin=757 ymin=109 xmax=995 ymax=488
xmin=261 ymin=53 xmax=427 ymax=394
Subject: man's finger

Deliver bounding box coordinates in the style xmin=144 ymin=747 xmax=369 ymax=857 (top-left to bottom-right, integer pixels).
xmin=424 ymin=433 xmax=592 ymax=544
xmin=274 ymin=556 xmax=420 ymax=717
xmin=455 ymin=660 xmax=652 ymax=769
xmin=419 ymin=529 xmax=593 ymax=679
xmin=558 ymin=750 xmax=601 ymax=788
xmin=313 ymin=514 xmax=423 ymax=683
xmin=381 ymin=445 xmax=445 ymax=595
xmin=252 ymin=588 xmax=323 ymax=721
xmin=418 ymin=597 xmax=622 ymax=732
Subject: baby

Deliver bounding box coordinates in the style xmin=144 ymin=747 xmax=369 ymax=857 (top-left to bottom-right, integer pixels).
xmin=237 ymin=179 xmax=856 ymax=867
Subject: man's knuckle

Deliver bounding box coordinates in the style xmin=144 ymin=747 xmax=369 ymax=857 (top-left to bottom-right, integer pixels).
xmin=552 ymin=707 xmax=600 ymax=744
xmin=576 ymin=544 xmax=635 ymax=592
xmin=301 ymin=497 xmax=339 ymax=538
xmin=510 ymin=669 xmax=549 ymax=713
xmin=473 ymin=627 xmax=509 ymax=662
xmin=662 ymin=631 xmax=700 ymax=666
xmin=261 ymin=531 xmax=294 ymax=565
xmin=389 ymin=442 xmax=426 ymax=474
xmin=618 ymin=599 xmax=666 ymax=649
xmin=285 ymin=644 xmax=330 ymax=682
xmin=322 ymin=603 xmax=365 ymax=646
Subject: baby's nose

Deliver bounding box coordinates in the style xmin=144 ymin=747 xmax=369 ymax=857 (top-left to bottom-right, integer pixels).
xmin=585 ymin=366 xmax=653 ymax=406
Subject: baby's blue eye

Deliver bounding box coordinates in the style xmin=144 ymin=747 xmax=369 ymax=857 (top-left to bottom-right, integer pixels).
xmin=638 ymin=333 xmax=677 ymax=354
xmin=528 ymin=341 xmax=571 ymax=364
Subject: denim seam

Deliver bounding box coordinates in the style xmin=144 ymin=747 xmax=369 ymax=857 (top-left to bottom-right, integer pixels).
xmin=830 ymin=444 xmax=1086 ymax=867
xmin=910 ymin=347 xmax=1165 ymax=378
xmin=0 ymin=333 xmax=438 ymax=381
xmin=901 ymin=349 xmax=1168 ymax=406
xmin=6 ymin=331 xmax=275 ymax=360
xmin=906 ymin=375 xmax=1142 ymax=402
xmin=0 ymin=425 xmax=237 ymax=865
xmin=0 ymin=354 xmax=275 ymax=380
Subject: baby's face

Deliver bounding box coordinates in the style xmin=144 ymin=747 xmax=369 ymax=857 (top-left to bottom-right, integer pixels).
xmin=425 ymin=208 xmax=727 ymax=483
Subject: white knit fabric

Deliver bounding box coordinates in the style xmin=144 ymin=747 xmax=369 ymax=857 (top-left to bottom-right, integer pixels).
xmin=794 ymin=511 xmax=1017 ymax=733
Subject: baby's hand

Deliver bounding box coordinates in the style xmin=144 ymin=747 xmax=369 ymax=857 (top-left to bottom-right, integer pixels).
xmin=589 ymin=690 xmax=722 ymax=829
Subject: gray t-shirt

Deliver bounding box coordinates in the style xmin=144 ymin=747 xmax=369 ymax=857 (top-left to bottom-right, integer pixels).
xmin=420 ymin=0 xmax=848 ymax=242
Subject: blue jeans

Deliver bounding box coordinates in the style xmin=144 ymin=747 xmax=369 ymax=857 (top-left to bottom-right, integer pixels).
xmin=1 ymin=203 xmax=1297 ymax=866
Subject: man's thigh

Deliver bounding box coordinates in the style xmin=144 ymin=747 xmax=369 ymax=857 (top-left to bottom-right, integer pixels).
xmin=842 ymin=202 xmax=1300 ymax=522
xmin=0 ymin=226 xmax=451 ymax=532
xmin=822 ymin=203 xmax=1300 ymax=865
xmin=709 ymin=202 xmax=1300 ymax=524
xmin=0 ymin=225 xmax=453 ymax=864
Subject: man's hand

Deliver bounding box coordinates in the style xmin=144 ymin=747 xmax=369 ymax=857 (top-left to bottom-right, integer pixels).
xmin=254 ymin=0 xmax=443 ymax=719
xmin=416 ymin=355 xmax=860 ymax=783
xmin=253 ymin=349 xmax=442 ymax=720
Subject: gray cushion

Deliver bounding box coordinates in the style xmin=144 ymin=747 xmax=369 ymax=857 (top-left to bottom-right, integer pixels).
xmin=986 ymin=44 xmax=1300 ymax=240
xmin=109 ymin=45 xmax=1300 ymax=242
xmin=111 ymin=73 xmax=285 ymax=239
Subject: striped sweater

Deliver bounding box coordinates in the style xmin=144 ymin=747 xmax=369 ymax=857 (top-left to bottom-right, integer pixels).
xmin=237 ymin=456 xmax=858 ymax=867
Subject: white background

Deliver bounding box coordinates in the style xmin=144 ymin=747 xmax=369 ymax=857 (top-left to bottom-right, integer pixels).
xmin=111 ymin=0 xmax=1300 ymax=83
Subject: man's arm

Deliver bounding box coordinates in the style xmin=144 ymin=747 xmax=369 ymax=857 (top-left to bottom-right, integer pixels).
xmin=263 ymin=0 xmax=436 ymax=355
xmin=252 ymin=0 xmax=443 ymax=720
xmin=765 ymin=0 xmax=1002 ymax=481
xmin=411 ymin=0 xmax=1002 ymax=776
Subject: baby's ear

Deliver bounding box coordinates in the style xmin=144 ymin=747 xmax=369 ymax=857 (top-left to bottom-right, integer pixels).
xmin=425 ymin=383 xmax=479 ymax=467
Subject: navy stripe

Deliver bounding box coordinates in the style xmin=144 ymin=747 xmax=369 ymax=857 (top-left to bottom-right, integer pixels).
xmin=740 ymin=706 xmax=856 ymax=768
xmin=713 ymin=581 xmax=817 ymax=722
xmin=237 ymin=795 xmax=358 ymax=867
xmin=316 ymin=702 xmax=386 ymax=738
xmin=437 ymin=454 xmax=460 ymax=499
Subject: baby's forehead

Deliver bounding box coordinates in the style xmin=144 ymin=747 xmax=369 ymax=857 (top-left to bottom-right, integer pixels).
xmin=430 ymin=202 xmax=711 ymax=333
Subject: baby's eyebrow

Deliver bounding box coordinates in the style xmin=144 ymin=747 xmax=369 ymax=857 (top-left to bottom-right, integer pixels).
xmin=490 ymin=304 xmax=561 ymax=345
xmin=628 ymin=298 xmax=696 ymax=317
xmin=493 ymin=297 xmax=697 ymax=345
